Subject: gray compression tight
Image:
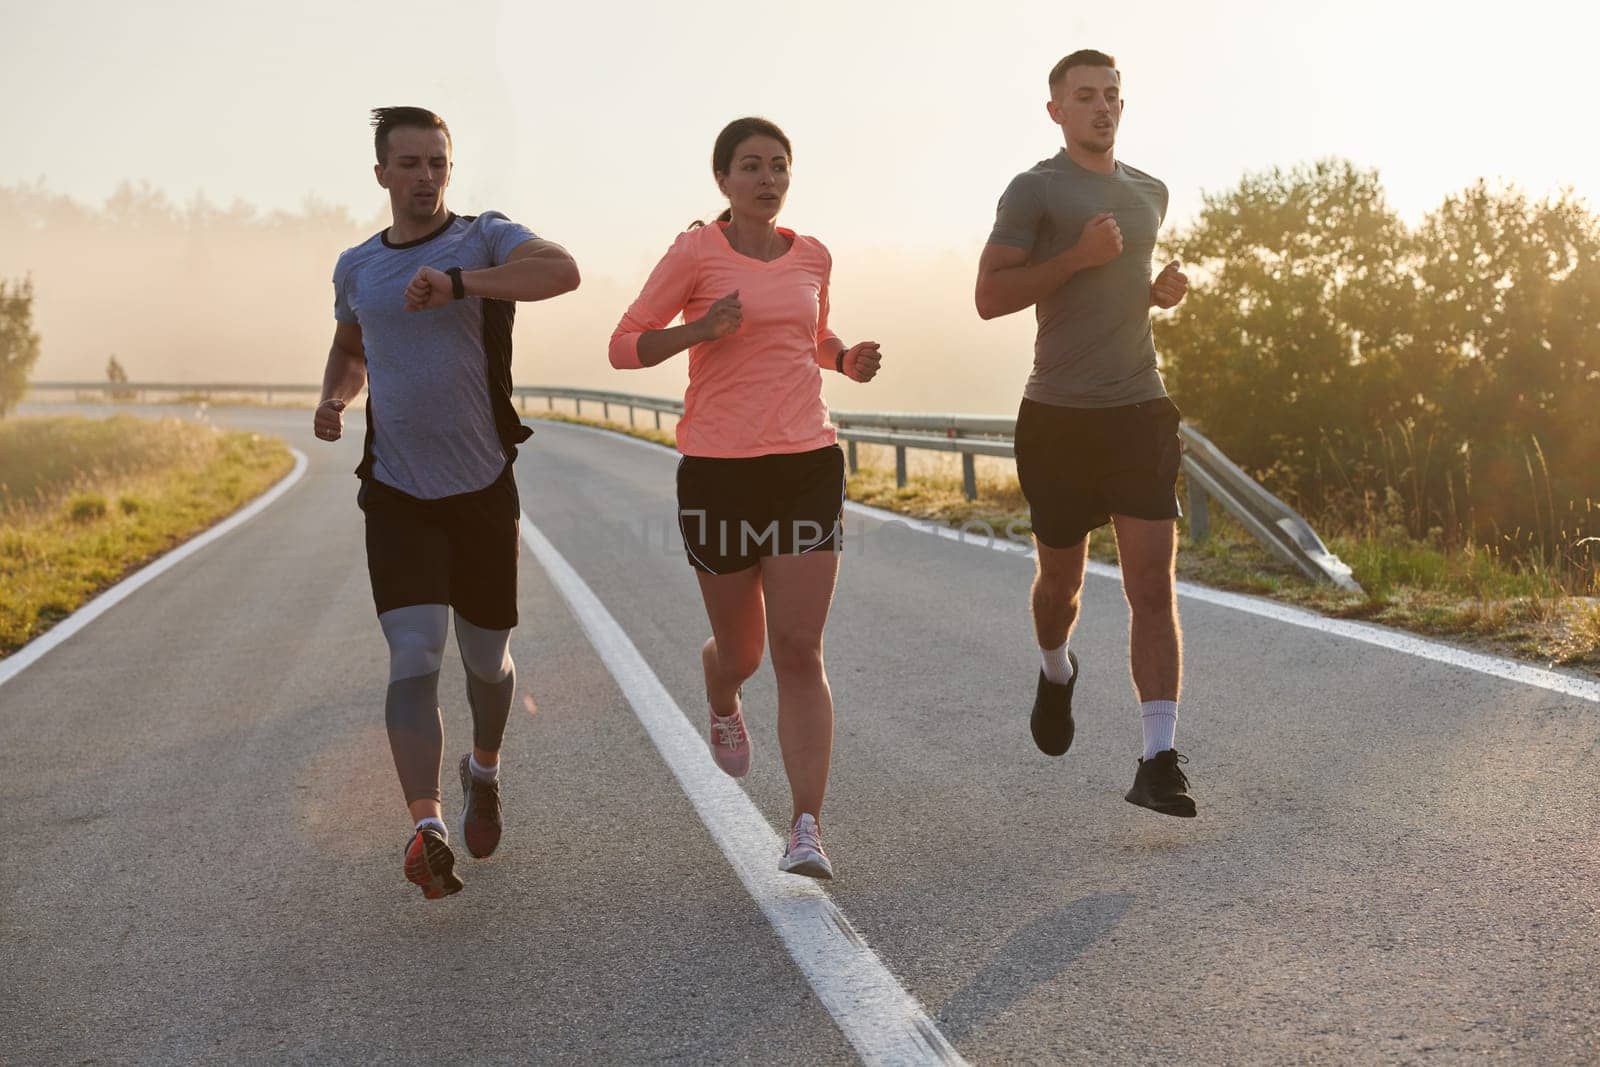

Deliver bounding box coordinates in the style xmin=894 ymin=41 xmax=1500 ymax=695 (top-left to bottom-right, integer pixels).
xmin=379 ymin=604 xmax=515 ymax=804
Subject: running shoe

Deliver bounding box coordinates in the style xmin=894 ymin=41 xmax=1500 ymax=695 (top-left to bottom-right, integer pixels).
xmin=458 ymin=754 xmax=503 ymax=859
xmin=1125 ymin=749 xmax=1197 ymax=818
xmin=708 ymin=697 xmax=752 ymax=778
xmin=1030 ymin=651 xmax=1079 ymax=756
xmin=779 ymin=813 xmax=834 ymax=880
xmin=403 ymin=826 xmax=463 ymax=899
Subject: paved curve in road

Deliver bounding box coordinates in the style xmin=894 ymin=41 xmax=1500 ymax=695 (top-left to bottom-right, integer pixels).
xmin=3 ymin=405 xmax=1597 ymax=1064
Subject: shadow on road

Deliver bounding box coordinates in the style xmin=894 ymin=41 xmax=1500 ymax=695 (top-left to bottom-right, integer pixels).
xmin=936 ymin=890 xmax=1135 ymax=1042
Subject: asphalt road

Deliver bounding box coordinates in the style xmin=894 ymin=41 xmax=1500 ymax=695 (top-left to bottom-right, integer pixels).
xmin=2 ymin=405 xmax=1597 ymax=1065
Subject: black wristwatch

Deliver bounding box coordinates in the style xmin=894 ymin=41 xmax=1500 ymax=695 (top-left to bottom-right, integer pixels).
xmin=835 ymin=347 xmax=847 ymax=374
xmin=444 ymin=266 xmax=466 ymax=300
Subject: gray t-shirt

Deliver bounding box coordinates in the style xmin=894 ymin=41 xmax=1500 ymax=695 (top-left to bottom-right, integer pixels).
xmin=988 ymin=150 xmax=1169 ymax=408
xmin=333 ymin=211 xmax=536 ymax=499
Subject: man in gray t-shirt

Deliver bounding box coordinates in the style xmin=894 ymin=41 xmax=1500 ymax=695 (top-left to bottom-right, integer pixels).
xmin=975 ymin=50 xmax=1198 ymax=817
xmin=313 ymin=107 xmax=580 ymax=899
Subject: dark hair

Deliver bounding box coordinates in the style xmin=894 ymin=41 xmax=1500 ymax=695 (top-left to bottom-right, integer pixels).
xmin=1048 ymin=50 xmax=1118 ymax=94
xmin=705 ymin=117 xmax=793 ymax=224
xmin=370 ymin=107 xmax=452 ymax=165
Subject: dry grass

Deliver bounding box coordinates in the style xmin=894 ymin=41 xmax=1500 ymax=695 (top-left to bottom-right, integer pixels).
xmin=0 ymin=415 xmax=294 ymax=656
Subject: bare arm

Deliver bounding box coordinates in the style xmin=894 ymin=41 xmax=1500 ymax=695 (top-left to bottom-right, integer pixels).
xmin=462 ymin=238 xmax=580 ymax=301
xmin=314 ymin=321 xmax=365 ymax=442
xmin=814 ymin=335 xmax=847 ymax=370
xmin=634 ymin=291 xmax=743 ymax=367
xmin=635 ymin=317 xmax=711 ymax=368
xmin=973 ymin=213 xmax=1123 ymax=320
xmin=404 ymin=239 xmax=580 ymax=310
xmin=975 ymin=242 xmax=1088 ymax=319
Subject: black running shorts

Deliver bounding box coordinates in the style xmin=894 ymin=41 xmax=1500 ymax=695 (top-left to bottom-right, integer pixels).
xmin=1013 ymin=396 xmax=1183 ymax=549
xmin=675 ymin=445 xmax=846 ymax=575
xmin=358 ymin=466 xmax=521 ymax=629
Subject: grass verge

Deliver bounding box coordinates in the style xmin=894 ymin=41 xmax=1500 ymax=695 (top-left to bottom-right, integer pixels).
xmin=528 ymin=409 xmax=1600 ymax=675
xmin=0 ymin=415 xmax=295 ymax=656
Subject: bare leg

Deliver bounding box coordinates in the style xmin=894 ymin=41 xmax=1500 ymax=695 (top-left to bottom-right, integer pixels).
xmin=1110 ymin=516 xmax=1182 ymax=703
xmin=759 ymin=550 xmax=841 ymax=825
xmin=695 ymin=566 xmax=767 ymax=717
xmin=1032 ymin=535 xmax=1089 ymax=650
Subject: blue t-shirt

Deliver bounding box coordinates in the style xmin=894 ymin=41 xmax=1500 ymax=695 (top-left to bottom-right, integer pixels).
xmin=333 ymin=211 xmax=536 ymax=499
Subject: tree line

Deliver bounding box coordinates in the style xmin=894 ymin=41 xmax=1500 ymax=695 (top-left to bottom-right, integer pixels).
xmin=1158 ymin=159 xmax=1597 ymax=580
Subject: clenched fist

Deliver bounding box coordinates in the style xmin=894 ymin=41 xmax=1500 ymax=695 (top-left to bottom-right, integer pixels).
xmin=1150 ymin=260 xmax=1189 ymax=309
xmin=842 ymin=342 xmax=883 ymax=383
xmin=694 ymin=290 xmax=743 ymax=341
xmin=1075 ymin=213 xmax=1123 ymax=268
xmin=404 ymin=266 xmax=455 ymax=312
xmin=314 ymin=398 xmax=346 ymax=442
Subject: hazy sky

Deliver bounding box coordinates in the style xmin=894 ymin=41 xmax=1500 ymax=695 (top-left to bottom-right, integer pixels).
xmin=4 ymin=0 xmax=1597 ymax=407
xmin=7 ymin=0 xmax=1596 ymax=265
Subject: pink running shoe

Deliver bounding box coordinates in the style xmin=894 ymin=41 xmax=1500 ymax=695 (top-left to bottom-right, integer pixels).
xmin=708 ymin=699 xmax=751 ymax=778
xmin=780 ymin=813 xmax=834 ymax=880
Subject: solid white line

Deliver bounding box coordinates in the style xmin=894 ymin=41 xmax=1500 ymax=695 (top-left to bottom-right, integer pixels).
xmin=518 ymin=514 xmax=967 ymax=1067
xmin=843 ymin=498 xmax=1600 ymax=705
xmin=531 ymin=419 xmax=1600 ymax=703
xmin=0 ymin=449 xmax=310 ymax=689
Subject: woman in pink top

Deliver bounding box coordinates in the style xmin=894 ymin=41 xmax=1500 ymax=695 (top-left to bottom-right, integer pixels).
xmin=610 ymin=117 xmax=882 ymax=880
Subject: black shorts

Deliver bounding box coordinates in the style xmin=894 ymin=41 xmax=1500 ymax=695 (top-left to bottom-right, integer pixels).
xmin=676 ymin=445 xmax=846 ymax=575
xmin=358 ymin=467 xmax=521 ymax=629
xmin=1014 ymin=395 xmax=1183 ymax=549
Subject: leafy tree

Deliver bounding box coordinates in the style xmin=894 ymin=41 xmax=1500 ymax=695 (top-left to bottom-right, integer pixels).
xmin=1411 ymin=183 xmax=1600 ymax=545
xmin=1157 ymin=160 xmax=1416 ymax=513
xmin=0 ymin=276 xmax=41 ymax=418
xmin=1158 ymin=160 xmax=1598 ymax=569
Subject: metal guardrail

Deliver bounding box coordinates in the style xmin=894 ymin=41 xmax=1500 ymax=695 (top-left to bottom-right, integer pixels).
xmin=27 ymin=380 xmax=1361 ymax=590
xmin=31 ymin=380 xmax=323 ymax=405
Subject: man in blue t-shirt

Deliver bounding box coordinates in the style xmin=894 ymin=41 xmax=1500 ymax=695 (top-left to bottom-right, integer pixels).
xmin=314 ymin=107 xmax=580 ymax=899
xmin=975 ymin=51 xmax=1198 ymax=818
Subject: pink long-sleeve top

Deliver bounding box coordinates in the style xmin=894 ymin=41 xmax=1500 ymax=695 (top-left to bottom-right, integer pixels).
xmin=609 ymin=221 xmax=840 ymax=459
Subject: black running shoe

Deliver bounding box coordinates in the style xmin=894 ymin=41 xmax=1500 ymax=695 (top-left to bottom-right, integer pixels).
xmin=458 ymin=754 xmax=503 ymax=859
xmin=403 ymin=827 xmax=463 ymax=899
xmin=1125 ymin=749 xmax=1197 ymax=818
xmin=1030 ymin=651 xmax=1079 ymax=756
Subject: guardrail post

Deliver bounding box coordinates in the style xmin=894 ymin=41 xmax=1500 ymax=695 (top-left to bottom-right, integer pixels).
xmin=520 ymin=394 xmax=527 ymax=413
xmin=962 ymin=453 xmax=977 ymax=501
xmin=602 ymin=401 xmax=610 ymax=421
xmin=546 ymin=396 xmax=553 ymax=411
xmin=895 ymin=446 xmax=907 ymax=488
xmin=265 ymin=389 xmax=273 ymax=405
xmin=575 ymin=399 xmax=582 ymax=416
xmin=628 ymin=405 xmax=635 ymax=427
xmin=847 ymin=440 xmax=857 ymax=474
xmin=654 ymin=410 xmax=661 ymax=430
xmin=1187 ymin=477 xmax=1211 ymax=543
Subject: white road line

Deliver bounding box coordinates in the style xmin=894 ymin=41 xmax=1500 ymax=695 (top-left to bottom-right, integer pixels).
xmin=845 ymin=499 xmax=1600 ymax=705
xmin=518 ymin=514 xmax=967 ymax=1067
xmin=532 ymin=419 xmax=1600 ymax=704
xmin=0 ymin=449 xmax=310 ymax=690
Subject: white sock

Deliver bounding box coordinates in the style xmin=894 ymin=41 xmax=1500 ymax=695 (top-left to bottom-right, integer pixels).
xmin=415 ymin=816 xmax=448 ymax=839
xmin=469 ymin=754 xmax=500 ymax=783
xmin=1140 ymin=701 xmax=1178 ymax=760
xmin=1040 ymin=641 xmax=1074 ymax=685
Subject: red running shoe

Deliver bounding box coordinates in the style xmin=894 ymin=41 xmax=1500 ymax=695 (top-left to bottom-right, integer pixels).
xmin=458 ymin=755 xmax=503 ymax=859
xmin=403 ymin=826 xmax=463 ymax=899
